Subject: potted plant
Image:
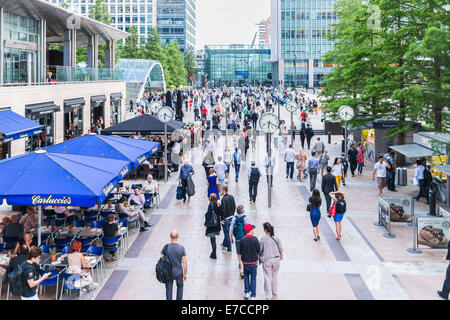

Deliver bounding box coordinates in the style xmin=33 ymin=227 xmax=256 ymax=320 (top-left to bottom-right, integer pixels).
xmin=49 ymin=247 xmax=57 ymax=262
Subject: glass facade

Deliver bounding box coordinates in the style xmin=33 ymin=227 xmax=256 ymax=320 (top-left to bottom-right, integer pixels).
xmin=280 ymin=0 xmax=337 ymax=87
xmin=2 ymin=12 xmax=41 ymax=84
xmin=204 ymin=45 xmax=271 ymax=87
xmin=157 ymin=0 xmax=196 ymax=52
xmin=25 ymin=111 xmax=55 ymax=152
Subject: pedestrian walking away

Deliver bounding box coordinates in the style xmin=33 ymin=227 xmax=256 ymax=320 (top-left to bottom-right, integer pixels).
xmin=312 ymin=137 xmax=325 ymax=158
xmin=319 ymin=149 xmax=330 ymax=177
xmin=220 ymin=186 xmax=236 ymax=253
xmin=204 ymin=194 xmax=223 ymax=259
xmin=305 ymin=123 xmax=314 ymax=149
xmin=307 ymin=152 xmax=320 ymax=192
xmin=233 ymin=148 xmax=242 ymax=182
xmin=240 ymin=224 xmax=260 ymax=300
xmin=437 ymin=241 xmax=449 ymax=300
xmin=260 ymin=222 xmax=283 ymax=300
xmin=347 ymin=144 xmax=358 ymax=177
xmin=248 ymin=161 xmax=262 ymax=203
xmin=322 ymin=166 xmax=338 ymax=217
xmin=330 ymin=191 xmax=346 ymax=240
xmin=179 ymin=160 xmax=195 ymax=203
xmin=414 ymin=159 xmax=430 ymax=204
xmin=230 ymin=205 xmax=250 ymax=278
xmin=160 ymin=231 xmax=187 ymax=300
xmin=206 ymin=168 xmax=219 ymax=199
xmin=308 ymin=190 xmax=322 ymax=241
xmin=285 ymin=144 xmax=296 ymax=180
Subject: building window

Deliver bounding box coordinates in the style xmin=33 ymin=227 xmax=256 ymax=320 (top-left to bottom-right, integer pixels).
xmin=132 ymin=16 xmax=138 ymax=23
xmin=3 ymin=48 xmax=39 ymax=84
xmin=140 ymin=16 xmax=145 ymax=23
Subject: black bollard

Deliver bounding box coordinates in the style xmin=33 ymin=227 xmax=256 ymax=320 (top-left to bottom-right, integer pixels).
xmin=428 ymin=184 xmax=436 ymax=216
xmin=328 ymin=132 xmax=331 ymax=144
xmin=341 ymin=139 xmax=345 ymax=154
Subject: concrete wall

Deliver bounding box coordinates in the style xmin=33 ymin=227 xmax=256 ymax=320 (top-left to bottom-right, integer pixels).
xmin=0 ymin=81 xmax=126 ymax=157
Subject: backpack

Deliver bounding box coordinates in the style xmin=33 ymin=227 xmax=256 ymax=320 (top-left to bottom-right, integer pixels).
xmin=423 ymin=167 xmax=432 ymax=186
xmin=336 ymin=199 xmax=347 ymax=214
xmin=205 ymin=205 xmax=219 ymax=228
xmin=249 ymin=167 xmax=260 ymax=183
xmin=10 ymin=262 xmax=25 ymax=297
xmin=156 ymin=245 xmax=173 ymax=284
xmin=233 ymin=215 xmax=246 ymax=240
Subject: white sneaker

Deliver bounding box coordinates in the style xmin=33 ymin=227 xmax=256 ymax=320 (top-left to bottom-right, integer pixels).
xmin=249 ymin=297 xmax=256 ymax=300
xmin=265 ymin=296 xmax=272 ymax=300
xmin=243 ymin=292 xmax=250 ymax=299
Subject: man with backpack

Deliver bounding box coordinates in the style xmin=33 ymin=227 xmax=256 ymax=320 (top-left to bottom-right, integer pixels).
xmin=230 ymin=205 xmax=250 ymax=279
xmin=159 ymin=231 xmax=187 ymax=300
xmin=11 ymin=247 xmax=50 ymax=300
xmin=248 ymin=161 xmax=262 ymax=203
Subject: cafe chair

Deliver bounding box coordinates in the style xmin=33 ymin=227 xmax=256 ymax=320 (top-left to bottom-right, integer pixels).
xmin=131 ymin=184 xmax=142 ymax=190
xmin=90 ymin=220 xmax=104 ymax=229
xmin=54 ymin=218 xmax=65 ymax=227
xmin=0 ymin=243 xmax=3 ymax=253
xmin=54 ymin=237 xmax=73 ymax=252
xmin=73 ymin=220 xmax=86 ymax=228
xmin=99 ymin=211 xmax=114 ymax=220
xmin=3 ymin=237 xmax=20 ymax=251
xmin=59 ymin=272 xmax=92 ymax=300
xmin=40 ymin=244 xmax=56 ymax=254
xmin=61 ymin=246 xmax=71 ymax=254
xmin=83 ymin=211 xmax=98 ymax=222
xmin=33 ymin=233 xmax=51 ymax=246
xmin=86 ymin=245 xmax=106 ymax=282
xmin=119 ymin=220 xmax=129 ymax=249
xmin=38 ymin=268 xmax=64 ymax=300
xmin=75 ymin=237 xmax=96 ymax=248
xmin=101 ymin=236 xmax=121 ymax=266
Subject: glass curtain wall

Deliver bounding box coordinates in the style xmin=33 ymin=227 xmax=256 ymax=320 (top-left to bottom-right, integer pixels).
xmin=25 ymin=111 xmax=55 ymax=152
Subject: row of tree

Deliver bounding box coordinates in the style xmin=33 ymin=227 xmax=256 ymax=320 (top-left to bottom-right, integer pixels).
xmin=320 ymin=0 xmax=449 ymax=141
xmin=67 ymin=0 xmax=195 ymax=89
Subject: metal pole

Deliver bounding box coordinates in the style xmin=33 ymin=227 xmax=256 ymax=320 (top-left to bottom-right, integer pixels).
xmin=268 ymin=133 xmax=272 ymax=208
xmin=164 ymin=123 xmax=168 ymax=183
xmin=290 ymin=112 xmax=294 ymax=144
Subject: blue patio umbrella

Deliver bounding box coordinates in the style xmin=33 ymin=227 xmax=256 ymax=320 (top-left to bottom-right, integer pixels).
xmin=45 ymin=134 xmax=160 ymax=169
xmin=0 ymin=149 xmax=131 ymax=245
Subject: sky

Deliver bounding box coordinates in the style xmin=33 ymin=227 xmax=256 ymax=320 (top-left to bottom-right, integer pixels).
xmin=196 ymin=0 xmax=271 ymax=50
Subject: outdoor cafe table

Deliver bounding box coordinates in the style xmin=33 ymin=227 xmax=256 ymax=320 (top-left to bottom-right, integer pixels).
xmin=30 ymin=225 xmax=57 ymax=237
xmin=39 ymin=253 xmax=101 ymax=269
xmin=77 ymin=227 xmax=103 ymax=238
xmin=54 ymin=227 xmax=84 ymax=239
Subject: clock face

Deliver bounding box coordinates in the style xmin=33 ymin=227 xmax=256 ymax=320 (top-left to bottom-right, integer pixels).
xmin=259 ymin=113 xmax=280 ymax=134
xmin=221 ymin=97 xmax=232 ymax=109
xmin=286 ymin=100 xmax=299 ymax=113
xmin=150 ymin=101 xmax=162 ymax=114
xmin=157 ymin=107 xmax=174 ymax=123
xmin=338 ymin=105 xmax=354 ymax=121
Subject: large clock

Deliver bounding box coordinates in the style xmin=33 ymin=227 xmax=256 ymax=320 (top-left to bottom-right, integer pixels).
xmin=338 ymin=105 xmax=354 ymax=121
xmin=221 ymin=97 xmax=232 ymax=109
xmin=150 ymin=101 xmax=162 ymax=114
xmin=259 ymin=113 xmax=280 ymax=134
xmin=286 ymin=100 xmax=299 ymax=113
xmin=157 ymin=106 xmax=174 ymax=123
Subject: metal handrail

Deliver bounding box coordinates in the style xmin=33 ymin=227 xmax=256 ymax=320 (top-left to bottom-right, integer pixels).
xmin=1 ymin=80 xmax=124 ymax=87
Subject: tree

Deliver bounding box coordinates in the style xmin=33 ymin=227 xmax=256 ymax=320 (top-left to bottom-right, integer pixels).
xmin=117 ymin=26 xmax=141 ymax=59
xmin=88 ymin=0 xmax=112 ymax=25
xmin=163 ymin=41 xmax=187 ymax=88
xmin=60 ymin=1 xmax=69 ymax=9
xmin=184 ymin=46 xmax=196 ymax=83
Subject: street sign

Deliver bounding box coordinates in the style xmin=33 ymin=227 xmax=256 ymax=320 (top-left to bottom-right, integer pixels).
xmin=189 ymin=75 xmax=195 ymax=81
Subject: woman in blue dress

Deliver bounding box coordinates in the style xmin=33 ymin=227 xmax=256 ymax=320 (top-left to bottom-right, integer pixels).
xmin=207 ymin=168 xmax=219 ymax=198
xmin=308 ymin=189 xmax=322 ymax=241
xmin=330 ymin=191 xmax=346 ymax=241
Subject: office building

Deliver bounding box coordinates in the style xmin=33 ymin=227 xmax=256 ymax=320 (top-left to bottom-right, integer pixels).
xmin=0 ymin=0 xmax=128 ymax=160
xmin=157 ymin=0 xmax=196 ymax=51
xmin=270 ymin=0 xmax=337 ymax=88
xmin=47 ymin=0 xmax=158 ymax=43
xmin=255 ymin=18 xmax=271 ymax=46
xmin=203 ymin=44 xmax=271 ymax=87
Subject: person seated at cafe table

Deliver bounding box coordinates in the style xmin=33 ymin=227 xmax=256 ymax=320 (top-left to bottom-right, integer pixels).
xmin=67 ymin=241 xmax=98 ymax=294
xmin=20 ymin=206 xmax=38 ymax=231
xmin=0 ymin=216 xmax=11 ymax=233
xmin=102 ymin=214 xmax=120 ymax=262
xmin=115 ymin=197 xmax=150 ymax=231
xmin=3 ymin=215 xmax=24 ymax=239
xmin=128 ymin=188 xmax=146 ymax=207
xmin=14 ymin=231 xmax=36 ymax=254
xmin=143 ymin=174 xmax=159 ymax=193
xmin=54 ymin=205 xmax=78 ymax=223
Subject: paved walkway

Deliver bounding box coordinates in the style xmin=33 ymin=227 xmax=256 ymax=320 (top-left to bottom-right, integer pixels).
xmin=93 ymin=95 xmax=448 ymax=300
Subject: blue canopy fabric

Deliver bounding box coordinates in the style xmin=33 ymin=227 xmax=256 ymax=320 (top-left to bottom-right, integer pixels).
xmin=45 ymin=134 xmax=160 ymax=168
xmin=0 ymin=110 xmax=43 ymax=142
xmin=0 ymin=150 xmax=130 ymax=207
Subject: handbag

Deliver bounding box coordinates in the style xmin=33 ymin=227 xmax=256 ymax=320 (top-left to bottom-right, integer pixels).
xmin=329 ymin=202 xmax=337 ymax=217
xmin=306 ymin=203 xmax=311 ymax=212
xmin=176 ymin=185 xmax=183 ymax=200
xmin=205 ymin=205 xmax=219 ymax=228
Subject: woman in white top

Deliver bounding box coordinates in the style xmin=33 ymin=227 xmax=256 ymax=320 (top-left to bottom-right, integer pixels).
xmin=331 ymin=157 xmax=344 ymax=190
xmin=223 ymin=146 xmax=232 ymax=176
xmin=260 ymin=222 xmax=283 ymax=300
xmin=66 ymin=241 xmax=96 ymax=293
xmin=143 ymin=174 xmax=159 ymax=193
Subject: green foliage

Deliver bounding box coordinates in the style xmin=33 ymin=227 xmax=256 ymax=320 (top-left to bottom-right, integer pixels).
xmin=320 ymin=0 xmax=449 ymax=134
xmin=49 ymin=247 xmax=57 ymax=255
xmin=117 ymin=26 xmax=140 ymax=59
xmin=60 ymin=1 xmax=70 ymax=9
xmin=88 ymin=0 xmax=112 ymax=25
xmin=184 ymin=46 xmax=196 ymax=82
xmin=164 ymin=42 xmax=187 ymax=88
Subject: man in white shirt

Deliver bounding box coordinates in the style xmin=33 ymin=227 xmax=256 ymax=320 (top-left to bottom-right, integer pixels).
xmin=372 ymin=156 xmax=391 ymax=197
xmin=284 ymin=144 xmax=296 ymax=180
xmin=214 ymin=156 xmax=228 ymax=194
xmin=264 ymin=150 xmax=276 ymax=187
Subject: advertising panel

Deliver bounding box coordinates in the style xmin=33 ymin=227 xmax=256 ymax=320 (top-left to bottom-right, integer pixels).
xmin=383 ymin=196 xmax=413 ymax=222
xmin=417 ymin=217 xmax=450 ymax=249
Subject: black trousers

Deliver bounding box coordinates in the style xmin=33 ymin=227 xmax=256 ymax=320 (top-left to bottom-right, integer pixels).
xmin=210 ymin=236 xmax=217 ymax=256
xmin=386 ymin=170 xmax=395 ymax=191
xmin=306 ymin=137 xmax=312 ymax=149
xmin=416 ymin=179 xmax=429 ymax=202
xmin=300 ymin=136 xmax=305 ymax=149
xmin=350 ymin=160 xmax=357 ymax=176
xmin=249 ymin=181 xmax=258 ymax=202
xmin=324 ymin=193 xmax=332 ymax=214
xmin=181 ymin=179 xmax=188 ymax=200
xmin=252 ymin=120 xmax=257 ymax=129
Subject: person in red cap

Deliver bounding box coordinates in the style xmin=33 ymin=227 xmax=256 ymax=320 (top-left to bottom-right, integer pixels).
xmin=239 ymin=223 xmax=260 ymax=300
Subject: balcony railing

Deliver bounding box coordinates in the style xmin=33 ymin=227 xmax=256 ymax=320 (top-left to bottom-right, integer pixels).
xmin=53 ymin=66 xmax=124 ymax=82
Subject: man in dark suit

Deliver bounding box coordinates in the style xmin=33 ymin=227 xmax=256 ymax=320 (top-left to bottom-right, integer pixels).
xmin=437 ymin=241 xmax=450 ymax=300
xmin=321 ymin=166 xmax=338 ymax=217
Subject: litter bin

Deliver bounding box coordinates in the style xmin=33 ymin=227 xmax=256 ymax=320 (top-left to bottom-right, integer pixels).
xmin=397 ymin=167 xmax=407 ymax=186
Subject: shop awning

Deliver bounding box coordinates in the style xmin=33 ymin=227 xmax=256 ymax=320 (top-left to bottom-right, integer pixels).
xmin=64 ymin=98 xmax=85 ymax=107
xmin=0 ymin=110 xmax=44 ymax=143
xmin=26 ymin=102 xmax=61 ymax=114
xmin=91 ymin=95 xmax=107 ymax=103
xmin=433 ymin=165 xmax=450 ymax=176
xmin=110 ymin=93 xmax=123 ymax=100
xmin=389 ymin=143 xmax=439 ymax=158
